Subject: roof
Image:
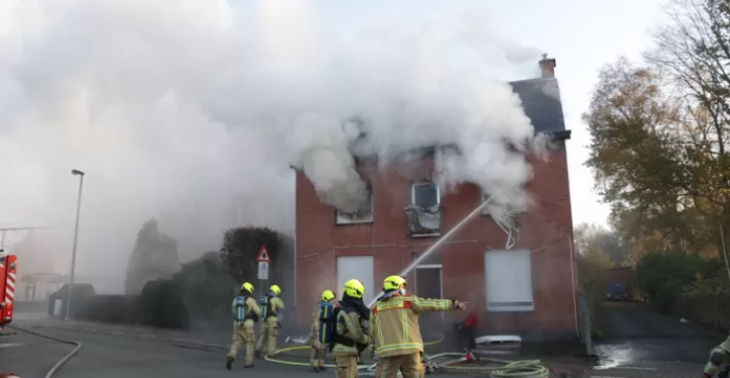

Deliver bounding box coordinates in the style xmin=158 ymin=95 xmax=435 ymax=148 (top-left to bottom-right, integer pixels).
xmin=508 ymin=77 xmax=568 ymax=136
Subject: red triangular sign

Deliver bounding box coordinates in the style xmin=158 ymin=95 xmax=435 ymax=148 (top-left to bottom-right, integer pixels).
xmin=257 ymin=246 xmax=270 ymax=262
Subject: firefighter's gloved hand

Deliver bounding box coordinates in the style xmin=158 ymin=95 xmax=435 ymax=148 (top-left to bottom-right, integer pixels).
xmin=453 ymin=301 xmax=467 ymax=311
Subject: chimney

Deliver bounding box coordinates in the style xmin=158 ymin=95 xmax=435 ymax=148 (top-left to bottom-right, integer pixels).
xmin=539 ymin=53 xmax=556 ymax=78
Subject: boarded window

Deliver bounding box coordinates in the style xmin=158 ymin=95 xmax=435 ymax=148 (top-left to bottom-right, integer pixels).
xmin=336 ymin=256 xmax=375 ymax=305
xmin=485 ymin=249 xmax=534 ymax=312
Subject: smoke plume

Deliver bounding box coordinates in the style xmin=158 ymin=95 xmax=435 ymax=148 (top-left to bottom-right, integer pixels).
xmin=0 ymin=0 xmax=542 ymax=286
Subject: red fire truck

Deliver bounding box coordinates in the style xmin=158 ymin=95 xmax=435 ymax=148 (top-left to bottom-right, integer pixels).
xmin=0 ymin=250 xmax=17 ymax=328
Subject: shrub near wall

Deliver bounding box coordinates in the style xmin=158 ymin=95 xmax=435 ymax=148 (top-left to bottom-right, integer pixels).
xmin=76 ymin=295 xmax=137 ymax=324
xmin=132 ymin=279 xmax=189 ymax=329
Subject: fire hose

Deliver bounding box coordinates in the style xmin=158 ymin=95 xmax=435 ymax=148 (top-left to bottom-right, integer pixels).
xmin=7 ymin=324 xmax=82 ymax=378
xmin=264 ymin=336 xmax=553 ymax=377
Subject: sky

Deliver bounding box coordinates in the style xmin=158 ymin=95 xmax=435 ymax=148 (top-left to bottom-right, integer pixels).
xmin=0 ymin=0 xmax=667 ymax=288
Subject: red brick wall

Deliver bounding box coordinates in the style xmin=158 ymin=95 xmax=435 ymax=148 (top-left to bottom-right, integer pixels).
xmin=295 ymin=142 xmax=577 ymax=341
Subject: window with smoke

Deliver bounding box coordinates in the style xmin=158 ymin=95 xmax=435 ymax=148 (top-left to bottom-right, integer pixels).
xmin=335 ymin=185 xmax=374 ymax=225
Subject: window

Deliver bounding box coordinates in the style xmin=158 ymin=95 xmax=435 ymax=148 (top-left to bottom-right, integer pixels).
xmin=405 ymin=182 xmax=441 ymax=237
xmin=481 ymin=191 xmax=527 ymax=216
xmin=412 ymin=182 xmax=440 ymax=208
xmin=485 ymin=249 xmax=534 ymax=312
xmin=336 ymin=188 xmax=374 ymax=225
xmin=337 ymin=256 xmax=374 ymax=305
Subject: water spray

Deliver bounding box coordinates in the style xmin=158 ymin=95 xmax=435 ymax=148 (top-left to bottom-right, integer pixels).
xmin=367 ymin=196 xmax=495 ymax=308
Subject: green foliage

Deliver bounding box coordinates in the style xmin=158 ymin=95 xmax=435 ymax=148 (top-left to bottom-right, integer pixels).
xmin=172 ymin=251 xmax=237 ymax=319
xmin=584 ymin=0 xmax=730 ymax=260
xmin=636 ymin=252 xmax=723 ymax=312
xmin=220 ymin=226 xmax=285 ymax=285
xmin=125 ymin=219 xmax=180 ymax=295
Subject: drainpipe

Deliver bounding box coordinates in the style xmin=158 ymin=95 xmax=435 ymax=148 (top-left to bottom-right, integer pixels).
xmin=568 ymin=235 xmax=579 ymax=337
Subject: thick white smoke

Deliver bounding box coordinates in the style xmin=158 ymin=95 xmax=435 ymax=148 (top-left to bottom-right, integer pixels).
xmin=0 ymin=0 xmax=542 ymax=283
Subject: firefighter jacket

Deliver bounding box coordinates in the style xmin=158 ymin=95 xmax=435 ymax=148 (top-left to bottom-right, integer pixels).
xmin=232 ymin=295 xmax=261 ymax=323
xmin=261 ymin=295 xmax=285 ymax=320
xmin=332 ymin=305 xmax=371 ymax=357
xmin=370 ymin=294 xmax=455 ymax=358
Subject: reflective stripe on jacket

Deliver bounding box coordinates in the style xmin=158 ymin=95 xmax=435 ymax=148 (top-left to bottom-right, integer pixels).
xmin=265 ymin=296 xmax=285 ymax=319
xmin=370 ymin=295 xmax=454 ymax=358
xmin=231 ymin=296 xmax=261 ymax=322
xmin=332 ymin=308 xmax=370 ymax=357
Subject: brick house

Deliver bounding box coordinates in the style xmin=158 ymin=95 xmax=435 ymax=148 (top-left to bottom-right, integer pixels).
xmin=293 ymin=56 xmax=576 ymax=341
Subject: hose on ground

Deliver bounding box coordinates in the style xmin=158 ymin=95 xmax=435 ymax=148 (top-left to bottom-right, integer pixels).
xmin=266 ymin=336 xmax=552 ymax=377
xmin=489 ymin=360 xmax=551 ymax=378
xmin=8 ymin=324 xmax=83 ymax=378
xmin=264 ymin=334 xmax=444 ymax=369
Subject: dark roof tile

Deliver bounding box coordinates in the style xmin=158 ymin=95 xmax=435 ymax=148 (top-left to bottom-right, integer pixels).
xmin=509 ymin=78 xmax=566 ymax=134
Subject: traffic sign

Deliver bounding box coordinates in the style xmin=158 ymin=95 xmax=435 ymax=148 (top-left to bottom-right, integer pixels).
xmin=257 ymin=246 xmax=271 ymax=263
xmin=258 ymin=261 xmax=269 ymax=280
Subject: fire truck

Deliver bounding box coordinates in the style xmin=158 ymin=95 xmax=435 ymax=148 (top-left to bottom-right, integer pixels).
xmin=0 ymin=249 xmax=17 ymax=329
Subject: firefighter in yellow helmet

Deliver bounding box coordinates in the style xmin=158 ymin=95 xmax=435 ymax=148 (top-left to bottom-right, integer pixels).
xmin=226 ymin=282 xmax=261 ymax=370
xmin=332 ymin=279 xmax=371 ymax=378
xmin=371 ymin=275 xmax=466 ymax=378
xmin=702 ymin=335 xmax=730 ymax=377
xmin=255 ymin=284 xmax=285 ymax=358
xmin=310 ymin=289 xmax=336 ymax=372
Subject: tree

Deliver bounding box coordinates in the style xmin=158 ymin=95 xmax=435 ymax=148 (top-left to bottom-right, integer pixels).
xmin=172 ymin=251 xmax=237 ymax=320
xmin=220 ymin=226 xmax=286 ymax=288
xmin=574 ymin=223 xmax=626 ymax=265
xmin=125 ymin=219 xmax=180 ymax=295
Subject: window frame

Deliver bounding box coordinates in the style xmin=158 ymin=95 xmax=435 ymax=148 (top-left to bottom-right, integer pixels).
xmin=335 ymin=187 xmax=375 ymax=225
xmin=484 ymin=249 xmax=535 ymax=313
xmin=481 ymin=191 xmax=527 ymax=216
xmin=411 ymin=182 xmax=441 ymax=208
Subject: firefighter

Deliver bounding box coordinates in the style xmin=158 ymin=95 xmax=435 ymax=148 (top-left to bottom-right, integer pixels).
xmin=255 ymin=284 xmax=285 ymax=358
xmin=370 ymin=275 xmax=466 ymax=378
xmin=226 ymin=282 xmax=261 ymax=370
xmin=702 ymin=335 xmax=730 ymax=377
xmin=310 ymin=289 xmax=336 ymax=372
xmin=332 ymin=279 xmax=371 ymax=378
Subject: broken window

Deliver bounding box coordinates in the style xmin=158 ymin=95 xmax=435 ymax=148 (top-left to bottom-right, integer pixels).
xmin=335 ymin=188 xmax=374 ymax=225
xmin=412 ymin=183 xmax=440 ymax=208
xmin=405 ymin=182 xmax=441 ymax=237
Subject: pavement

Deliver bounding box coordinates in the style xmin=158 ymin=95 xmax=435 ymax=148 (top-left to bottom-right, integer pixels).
xmin=2 ymin=302 xmax=725 ymax=378
xmin=585 ymin=301 xmax=728 ymax=378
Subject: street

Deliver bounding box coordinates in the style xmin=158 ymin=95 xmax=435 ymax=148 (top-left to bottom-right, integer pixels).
xmin=3 ymin=303 xmax=725 ymax=378
xmin=584 ymin=301 xmax=727 ymax=378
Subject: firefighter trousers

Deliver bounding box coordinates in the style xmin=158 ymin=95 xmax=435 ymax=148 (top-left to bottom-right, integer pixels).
xmin=375 ymin=352 xmax=424 ymax=378
xmin=335 ymin=355 xmax=360 ymax=378
xmin=227 ymin=320 xmax=255 ymax=365
xmin=310 ymin=341 xmax=325 ymax=367
xmin=256 ymin=316 xmax=279 ymax=356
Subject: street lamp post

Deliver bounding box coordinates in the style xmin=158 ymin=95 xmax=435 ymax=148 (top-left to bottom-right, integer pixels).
xmin=65 ymin=169 xmax=85 ymax=321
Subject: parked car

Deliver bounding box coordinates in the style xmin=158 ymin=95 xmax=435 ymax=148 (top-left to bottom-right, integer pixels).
xmin=606 ymin=283 xmax=630 ymax=301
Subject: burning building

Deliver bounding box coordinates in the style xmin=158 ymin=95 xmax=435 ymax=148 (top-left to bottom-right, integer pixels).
xmin=293 ymin=56 xmax=576 ymax=341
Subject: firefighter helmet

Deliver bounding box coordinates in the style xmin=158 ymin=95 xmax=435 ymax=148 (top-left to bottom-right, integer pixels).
xmin=269 ymin=284 xmax=281 ymax=295
xmin=240 ymin=282 xmax=254 ymax=294
xmin=343 ymin=279 xmax=365 ymax=299
xmin=322 ymin=289 xmax=336 ymax=302
xmin=383 ymin=275 xmax=407 ymax=291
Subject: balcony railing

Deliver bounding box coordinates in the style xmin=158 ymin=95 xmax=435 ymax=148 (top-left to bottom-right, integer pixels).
xmin=404 ymin=205 xmax=441 ymax=237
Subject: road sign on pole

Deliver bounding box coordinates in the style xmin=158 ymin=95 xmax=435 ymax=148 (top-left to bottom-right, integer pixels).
xmin=257 ymin=246 xmax=271 ymax=263
xmin=257 ymin=246 xmax=271 ymax=284
xmin=258 ymin=261 xmax=269 ymax=280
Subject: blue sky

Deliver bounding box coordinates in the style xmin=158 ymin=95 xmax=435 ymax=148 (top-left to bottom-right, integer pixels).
xmin=229 ymin=0 xmax=667 ymax=227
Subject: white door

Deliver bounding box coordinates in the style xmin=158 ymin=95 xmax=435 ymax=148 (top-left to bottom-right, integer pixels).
xmin=336 ymin=256 xmax=375 ymax=305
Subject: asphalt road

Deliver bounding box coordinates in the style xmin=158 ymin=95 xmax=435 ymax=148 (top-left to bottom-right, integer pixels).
xmin=588 ymin=301 xmax=726 ymax=377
